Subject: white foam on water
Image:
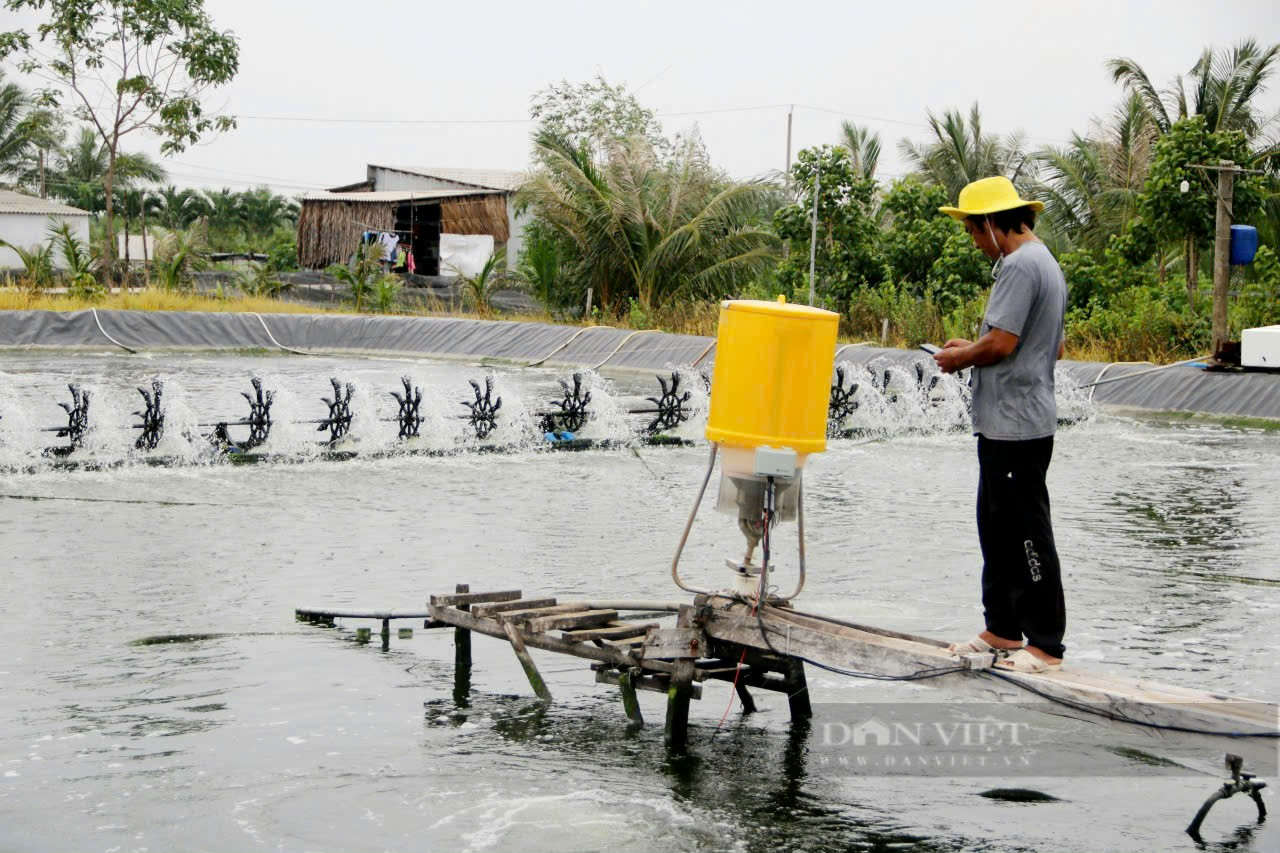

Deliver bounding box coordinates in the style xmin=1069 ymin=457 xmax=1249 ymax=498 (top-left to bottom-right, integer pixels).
xmin=255 ymin=376 xmax=322 ymax=457
xmin=341 ymin=378 xmax=399 ymax=452
xmin=567 ymin=371 xmax=632 ymax=440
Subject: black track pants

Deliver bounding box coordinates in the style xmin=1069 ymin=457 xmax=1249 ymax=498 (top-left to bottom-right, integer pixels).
xmin=976 ymin=435 xmax=1066 ymax=659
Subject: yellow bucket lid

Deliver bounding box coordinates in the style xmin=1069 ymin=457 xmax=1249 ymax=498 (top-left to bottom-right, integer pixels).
xmin=721 ymin=298 xmax=839 ymax=321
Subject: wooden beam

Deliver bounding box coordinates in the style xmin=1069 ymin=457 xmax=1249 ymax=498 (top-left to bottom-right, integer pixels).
xmin=523 ymin=609 xmax=618 ymax=633
xmin=428 ymin=603 xmax=679 ymax=674
xmin=471 ymin=597 xmax=557 ymax=618
xmin=296 ymin=607 xmax=430 ymax=620
xmin=561 ymin=623 xmax=656 ymax=642
xmin=596 ymin=667 xmax=702 ymax=700
xmin=430 ymin=589 xmax=522 ymax=607
xmin=502 ymin=620 xmax=552 ymax=703
xmin=501 ymin=603 xmax=589 ymax=622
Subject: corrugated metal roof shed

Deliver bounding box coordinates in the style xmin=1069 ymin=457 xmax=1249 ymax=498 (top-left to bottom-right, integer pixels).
xmin=370 ymin=166 xmax=525 ymax=192
xmin=0 ymin=189 xmax=91 ymax=216
xmin=302 ymin=189 xmax=502 ymax=203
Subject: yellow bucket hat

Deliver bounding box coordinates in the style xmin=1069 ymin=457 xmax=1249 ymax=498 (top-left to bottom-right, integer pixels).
xmin=938 ymin=176 xmax=1044 ymax=220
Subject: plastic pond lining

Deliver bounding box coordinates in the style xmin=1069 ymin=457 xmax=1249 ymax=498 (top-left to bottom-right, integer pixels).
xmin=1 ymin=309 xmax=1277 ymax=422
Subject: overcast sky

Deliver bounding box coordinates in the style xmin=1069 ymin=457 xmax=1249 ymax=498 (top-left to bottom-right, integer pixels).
xmin=8 ymin=0 xmax=1280 ymax=194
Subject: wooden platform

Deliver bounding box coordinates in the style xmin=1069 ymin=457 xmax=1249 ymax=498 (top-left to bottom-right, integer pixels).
xmin=297 ymin=586 xmax=1277 ymax=757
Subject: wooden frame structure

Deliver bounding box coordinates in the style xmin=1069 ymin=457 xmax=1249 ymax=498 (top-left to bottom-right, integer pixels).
xmin=297 ymin=585 xmax=1276 ymax=756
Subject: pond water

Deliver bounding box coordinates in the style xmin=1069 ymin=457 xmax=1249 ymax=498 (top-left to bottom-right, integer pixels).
xmin=1 ymin=352 xmax=1277 ymax=853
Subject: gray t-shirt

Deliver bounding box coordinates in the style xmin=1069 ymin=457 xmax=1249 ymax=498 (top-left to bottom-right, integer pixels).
xmin=971 ymin=241 xmax=1067 ymax=440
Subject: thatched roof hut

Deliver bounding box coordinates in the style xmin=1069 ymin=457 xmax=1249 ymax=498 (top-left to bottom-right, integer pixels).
xmin=297 ymin=188 xmax=511 ymax=272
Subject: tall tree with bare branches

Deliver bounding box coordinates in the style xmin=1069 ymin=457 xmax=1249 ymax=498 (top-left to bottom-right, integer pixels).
xmin=1 ymin=0 xmax=239 ymax=275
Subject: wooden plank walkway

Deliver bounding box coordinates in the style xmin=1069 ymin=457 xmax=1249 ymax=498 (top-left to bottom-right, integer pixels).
xmin=297 ymin=587 xmax=1277 ymax=755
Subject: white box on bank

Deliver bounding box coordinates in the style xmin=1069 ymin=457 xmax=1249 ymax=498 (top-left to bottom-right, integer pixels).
xmin=1241 ymin=325 xmax=1280 ymax=368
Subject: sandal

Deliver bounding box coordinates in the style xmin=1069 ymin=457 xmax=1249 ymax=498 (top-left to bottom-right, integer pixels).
xmin=948 ymin=636 xmax=1022 ymax=655
xmin=994 ymin=648 xmax=1061 ymax=674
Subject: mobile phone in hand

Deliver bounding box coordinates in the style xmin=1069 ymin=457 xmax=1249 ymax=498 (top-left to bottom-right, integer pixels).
xmin=919 ymin=343 xmax=941 ymax=355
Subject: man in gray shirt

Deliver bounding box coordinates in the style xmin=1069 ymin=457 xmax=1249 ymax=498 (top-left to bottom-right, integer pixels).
xmin=933 ymin=176 xmax=1068 ymax=674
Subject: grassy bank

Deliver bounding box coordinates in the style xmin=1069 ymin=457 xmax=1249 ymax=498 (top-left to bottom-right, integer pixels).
xmin=0 ymin=290 xmax=331 ymax=315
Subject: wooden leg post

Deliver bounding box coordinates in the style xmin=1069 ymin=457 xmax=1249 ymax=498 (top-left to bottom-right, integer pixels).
xmin=664 ymin=604 xmax=705 ymax=751
xmin=734 ymin=680 xmax=758 ymax=714
xmin=453 ymin=583 xmax=472 ymax=671
xmin=618 ymin=667 xmax=644 ymax=725
xmin=665 ymin=659 xmax=696 ymax=750
xmin=381 ymin=618 xmax=391 ymax=650
xmin=502 ymin=619 xmax=552 ymax=704
xmin=786 ymin=659 xmax=812 ymax=721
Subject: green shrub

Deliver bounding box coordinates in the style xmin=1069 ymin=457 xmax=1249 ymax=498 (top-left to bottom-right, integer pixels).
xmin=845 ymin=282 xmax=944 ymax=345
xmin=1232 ymin=245 xmax=1279 ymax=334
xmin=372 ymin=273 xmax=402 ymax=314
xmin=926 ymin=231 xmax=987 ymax=313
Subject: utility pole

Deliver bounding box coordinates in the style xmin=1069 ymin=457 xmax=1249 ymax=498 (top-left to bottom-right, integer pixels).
xmin=1189 ymin=159 xmax=1262 ymax=356
xmin=785 ymin=105 xmax=793 ymax=183
xmin=1210 ymin=160 xmax=1234 ymax=357
xmin=808 ymin=159 xmax=820 ymax=307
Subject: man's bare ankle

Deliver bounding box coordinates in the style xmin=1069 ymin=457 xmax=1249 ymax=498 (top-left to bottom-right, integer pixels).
xmin=979 ymin=630 xmax=1024 ymax=649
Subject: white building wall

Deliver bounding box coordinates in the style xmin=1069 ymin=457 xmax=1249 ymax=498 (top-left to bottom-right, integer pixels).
xmin=370 ymin=168 xmax=463 ymax=193
xmin=0 ymin=213 xmax=91 ymax=270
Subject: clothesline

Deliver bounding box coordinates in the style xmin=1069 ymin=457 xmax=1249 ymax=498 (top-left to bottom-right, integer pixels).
xmin=350 ymin=218 xmax=413 ymax=235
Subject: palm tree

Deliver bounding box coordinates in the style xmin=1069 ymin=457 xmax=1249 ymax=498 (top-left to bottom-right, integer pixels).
xmin=838 ymin=120 xmax=881 ymax=180
xmin=1034 ymin=95 xmax=1156 ymax=253
xmin=1108 ymin=39 xmax=1280 ymax=136
xmin=517 ymin=131 xmax=781 ymax=312
xmin=236 ymin=186 xmax=299 ymax=249
xmin=202 ymin=187 xmax=243 ymax=247
xmin=48 ymin=127 xmax=165 ymax=212
xmin=899 ymin=103 xmax=1035 ymax=201
xmin=451 ymin=249 xmax=507 ymax=317
xmin=1108 ymin=40 xmax=1280 ymax=290
xmin=0 ymin=70 xmax=36 ymax=186
xmin=156 ymin=185 xmax=210 ymax=230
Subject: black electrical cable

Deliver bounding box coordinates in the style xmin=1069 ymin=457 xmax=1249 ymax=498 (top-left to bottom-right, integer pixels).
xmin=737 ymin=481 xmax=1272 ymax=734
xmin=748 ymin=478 xmax=968 ymax=683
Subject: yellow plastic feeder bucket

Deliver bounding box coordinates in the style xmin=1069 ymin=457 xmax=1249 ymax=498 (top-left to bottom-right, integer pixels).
xmin=705 ymin=297 xmax=839 ymax=455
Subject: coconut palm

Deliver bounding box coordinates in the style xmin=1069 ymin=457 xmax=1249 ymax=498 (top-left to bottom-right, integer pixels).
xmin=838 ymin=120 xmax=881 ymax=181
xmin=1034 ymin=95 xmax=1156 ymax=252
xmin=899 ymin=103 xmax=1035 ymax=202
xmin=518 ymin=130 xmax=781 ymax=312
xmin=0 ymin=70 xmax=36 ymax=185
xmin=48 ymin=127 xmax=165 ymax=212
xmin=1108 ymin=39 xmax=1280 ymax=137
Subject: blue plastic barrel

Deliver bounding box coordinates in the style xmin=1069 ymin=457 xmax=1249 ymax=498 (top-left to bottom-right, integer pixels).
xmin=1230 ymin=224 xmax=1259 ymax=265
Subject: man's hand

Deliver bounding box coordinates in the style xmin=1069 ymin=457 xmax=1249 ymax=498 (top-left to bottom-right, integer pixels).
xmin=932 ymin=329 xmax=1019 ymax=374
xmin=933 ymin=346 xmax=969 ymax=374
